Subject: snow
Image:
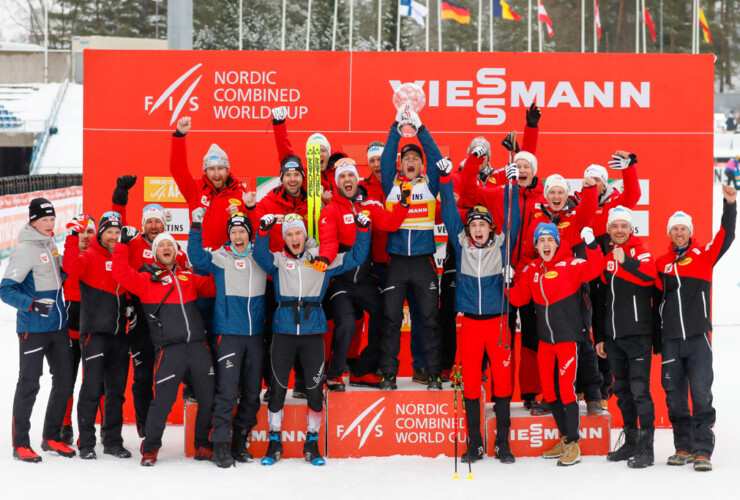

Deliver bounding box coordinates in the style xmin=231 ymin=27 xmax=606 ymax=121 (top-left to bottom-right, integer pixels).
xmin=36 ymin=83 xmax=83 ymax=174
xmin=0 ymin=83 xmax=60 ymax=134
xmin=0 ymin=185 xmax=737 ymax=499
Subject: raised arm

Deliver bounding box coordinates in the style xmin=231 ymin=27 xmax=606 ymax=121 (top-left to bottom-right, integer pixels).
xmin=438 ymin=168 xmax=465 ymax=256
xmin=381 ymin=125 xmax=401 ymax=196
xmin=607 ymin=151 xmax=641 ymax=210
xmin=111 ymin=241 xmax=151 ymax=298
xmin=62 ymin=234 xmax=89 ymax=279
xmin=170 ymin=117 xmax=199 ymax=207
xmin=253 ymin=216 xmax=280 ymax=276
xmin=417 ymin=125 xmax=442 ymax=196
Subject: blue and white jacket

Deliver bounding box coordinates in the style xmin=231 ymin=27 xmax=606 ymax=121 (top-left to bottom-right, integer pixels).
xmin=253 ymin=228 xmax=370 ymax=335
xmin=188 ymin=228 xmax=267 ymax=336
xmin=0 ymin=224 xmax=67 ymax=333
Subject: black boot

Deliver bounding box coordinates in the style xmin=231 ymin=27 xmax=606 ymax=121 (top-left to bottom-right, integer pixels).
xmin=303 ymin=432 xmax=325 ymax=466
xmin=212 ymin=442 xmax=235 ymax=468
xmin=607 ymin=427 xmax=638 ymax=462
xmin=261 ymin=432 xmax=283 ymax=466
xmin=462 ymin=398 xmax=484 ymax=463
xmin=231 ymin=427 xmax=254 ymax=463
xmin=494 ymin=396 xmax=514 ymax=463
xmin=628 ymin=429 xmax=654 ymax=468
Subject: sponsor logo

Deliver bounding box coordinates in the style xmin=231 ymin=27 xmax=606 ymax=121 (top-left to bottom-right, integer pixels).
xmin=144 ymin=63 xmax=202 ymax=125
xmin=607 ymin=261 xmax=615 ymax=272
xmin=507 ymin=422 xmax=604 ymax=448
xmin=534 ymin=213 xmax=542 ymax=218
xmin=678 ymin=257 xmax=692 ymax=266
xmin=53 ymin=250 xmax=59 ymax=257
xmin=534 ymin=273 xmax=539 ymax=283
xmin=200 ymin=195 xmax=211 ymax=207
xmin=559 ymin=356 xmax=575 ymax=376
xmin=105 ymin=261 xmax=112 ymax=271
xmin=556 ymin=221 xmax=570 ymax=229
xmin=143 ymin=249 xmax=153 ymax=259
xmin=338 ymin=398 xmax=386 ymax=449
xmin=665 ymin=264 xmax=673 ymax=273
xmin=178 ymin=274 xmax=188 ymax=281
xmin=225 ymin=359 xmax=234 ymax=369
xmin=286 ymin=261 xmax=295 ymax=269
xmin=637 ymin=252 xmax=650 ymax=260
xmin=162 ymin=275 xmax=172 ymax=284
xmin=143 ymin=177 xmax=186 ymax=203
xmin=468 ymin=246 xmax=476 ymax=252
xmin=343 ymin=214 xmax=354 ymax=224
xmin=209 ymin=366 xmax=215 ymax=376
xmin=235 ymin=260 xmax=246 ymax=269
xmin=555 ymin=261 xmax=566 ymax=267
xmin=165 ymin=210 xmax=173 ymax=223
xmin=40 ymin=254 xmax=49 ymax=264
xmin=229 ymin=198 xmax=242 ymax=206
xmin=544 ymin=271 xmax=558 ymax=279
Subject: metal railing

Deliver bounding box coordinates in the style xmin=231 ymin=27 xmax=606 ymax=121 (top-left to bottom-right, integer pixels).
xmin=0 ymin=174 xmax=81 ymax=196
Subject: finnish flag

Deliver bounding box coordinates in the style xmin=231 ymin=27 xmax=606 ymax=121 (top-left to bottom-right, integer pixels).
xmin=400 ymin=0 xmax=427 ymax=27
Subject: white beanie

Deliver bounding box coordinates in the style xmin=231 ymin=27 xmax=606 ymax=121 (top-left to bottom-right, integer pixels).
xmin=514 ymin=151 xmax=538 ymax=176
xmin=202 ymin=144 xmax=229 ymax=170
xmin=334 ymin=158 xmax=359 ymax=185
xmin=282 ymin=214 xmax=307 ymax=239
xmin=151 ymin=232 xmax=178 ymax=260
xmin=667 ymin=211 xmax=693 ymax=236
xmin=544 ymin=174 xmax=570 ymax=196
xmin=306 ymin=133 xmax=330 ymax=155
xmin=367 ymin=145 xmax=384 ymax=161
xmin=142 ymin=203 xmax=166 ymax=228
xmin=584 ymin=164 xmax=608 ymax=186
xmin=607 ymin=205 xmax=634 ymax=232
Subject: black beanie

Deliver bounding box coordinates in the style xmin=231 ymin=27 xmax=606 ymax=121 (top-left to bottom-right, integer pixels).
xmin=97 ymin=212 xmax=123 ymax=239
xmin=280 ymin=155 xmax=305 ymax=179
xmin=227 ymin=212 xmax=252 ymax=237
xmin=29 ymin=198 xmax=55 ymax=221
xmin=400 ymin=144 xmax=424 ymax=162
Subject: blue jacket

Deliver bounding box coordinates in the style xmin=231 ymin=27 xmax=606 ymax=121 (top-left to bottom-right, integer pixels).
xmin=253 ymin=228 xmax=370 ymax=335
xmin=381 ymin=124 xmax=442 ymax=256
xmin=0 ymin=224 xmax=67 ymax=333
xmin=440 ymin=179 xmax=520 ymax=316
xmin=187 ymin=228 xmax=267 ymax=336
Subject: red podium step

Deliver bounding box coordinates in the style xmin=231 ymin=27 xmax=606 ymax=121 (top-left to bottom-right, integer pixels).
xmin=485 ymin=404 xmax=611 ymax=457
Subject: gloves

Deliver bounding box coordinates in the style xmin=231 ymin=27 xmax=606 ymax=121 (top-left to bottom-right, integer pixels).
xmin=260 ymin=214 xmax=277 ymax=232
xmin=112 ymin=175 xmax=137 ymax=206
xmin=505 ymin=163 xmax=519 ymax=182
xmin=395 ymin=104 xmax=422 ymax=130
xmin=355 ymin=212 xmax=371 ymax=229
xmin=608 ymin=153 xmax=638 ymax=170
xmin=526 ymin=103 xmax=541 ymax=128
xmin=31 ymin=298 xmax=55 ymax=317
xmin=120 ymin=226 xmax=140 ymax=244
xmin=400 ymin=182 xmax=413 ymax=208
xmin=191 ymin=207 xmax=206 ymax=230
xmin=436 ymin=157 xmax=453 ymax=177
xmin=503 ymin=265 xmax=515 ymax=286
xmin=125 ymin=305 xmax=137 ymax=330
xmin=581 ymin=227 xmax=595 ymax=245
xmin=66 ymin=214 xmax=89 ymax=235
xmin=470 ymin=146 xmax=487 ymax=158
xmin=272 ymin=106 xmax=288 ymax=124
xmin=311 ymin=256 xmax=330 ymax=272
xmin=501 ymin=132 xmax=520 ymax=153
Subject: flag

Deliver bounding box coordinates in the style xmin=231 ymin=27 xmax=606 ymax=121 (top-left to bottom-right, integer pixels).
xmin=538 ymin=0 xmax=553 ymax=37
xmin=644 ymin=5 xmax=656 ymax=43
xmin=492 ymin=0 xmax=522 ymax=21
xmin=441 ymin=0 xmax=471 ymax=24
xmin=400 ymin=0 xmax=428 ymax=27
xmin=594 ymin=0 xmax=601 ymax=39
xmin=699 ymin=4 xmax=712 ymax=44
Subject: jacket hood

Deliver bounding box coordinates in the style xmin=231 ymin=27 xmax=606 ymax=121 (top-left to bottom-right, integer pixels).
xmin=19 ymin=223 xmax=53 ymax=244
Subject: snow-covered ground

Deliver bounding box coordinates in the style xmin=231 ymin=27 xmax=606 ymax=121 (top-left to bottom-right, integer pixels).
xmin=36 ymin=83 xmax=83 ymax=174
xmin=0 ymin=185 xmax=736 ymax=499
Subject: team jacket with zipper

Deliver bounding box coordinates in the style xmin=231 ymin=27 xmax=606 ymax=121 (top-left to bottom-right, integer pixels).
xmin=597 ymin=234 xmax=656 ymax=343
xmin=656 ymin=200 xmax=736 ymax=340
xmin=111 ymin=242 xmax=216 ymax=348
xmin=0 ymin=224 xmax=67 ymax=333
xmin=187 ymin=228 xmax=267 ymax=336
xmin=439 ymin=175 xmax=520 ymax=316
xmin=508 ymin=242 xmax=604 ymax=344
xmin=253 ymin=227 xmax=370 ymax=335
xmin=255 ymin=186 xmax=309 ymax=252
xmin=63 ymin=235 xmax=128 ymax=336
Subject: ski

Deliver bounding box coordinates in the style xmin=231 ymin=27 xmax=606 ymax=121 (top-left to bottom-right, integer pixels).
xmin=306 ymin=139 xmax=320 ymax=241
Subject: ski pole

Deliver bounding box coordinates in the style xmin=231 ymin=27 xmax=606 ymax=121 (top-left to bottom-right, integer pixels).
xmin=452 ymin=363 xmax=459 ymax=479
xmin=500 ymin=131 xmax=517 ymax=348
xmin=459 ymin=364 xmax=473 ymax=480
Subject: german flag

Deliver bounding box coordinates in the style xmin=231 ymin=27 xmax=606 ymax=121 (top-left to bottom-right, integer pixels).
xmin=441 ymin=1 xmax=471 ymax=24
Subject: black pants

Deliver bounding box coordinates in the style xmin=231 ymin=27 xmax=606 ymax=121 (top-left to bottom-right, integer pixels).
xmin=143 ymin=342 xmax=215 ymax=453
xmin=550 ymin=400 xmax=580 ymax=443
xmin=380 ymin=254 xmax=441 ymax=376
xmin=263 ymin=280 xmax=305 ymax=389
xmin=211 ymin=334 xmax=263 ymax=443
xmin=128 ymin=320 xmax=154 ymax=436
xmin=12 ymin=329 xmax=74 ymax=448
xmin=662 ymin=335 xmax=716 ymax=457
xmin=268 ymin=334 xmax=325 ymax=414
xmin=439 ymin=241 xmax=457 ymax=371
xmin=77 ymin=333 xmax=130 ymax=449
xmin=575 ymin=339 xmax=603 ymax=402
xmin=326 ymin=280 xmax=382 ymax=380
xmin=590 ymin=279 xmax=614 ymax=399
xmin=605 ymin=335 xmax=654 ymax=429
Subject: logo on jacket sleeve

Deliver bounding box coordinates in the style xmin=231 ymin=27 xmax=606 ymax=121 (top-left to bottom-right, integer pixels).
xmin=106 ymin=261 xmax=112 ymax=271
xmin=235 ymin=260 xmax=246 ymax=269
xmin=343 ymin=214 xmax=354 ymax=224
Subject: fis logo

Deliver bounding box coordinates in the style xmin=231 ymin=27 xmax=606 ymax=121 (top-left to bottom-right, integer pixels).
xmin=144 ymin=63 xmax=202 ymax=125
xmin=337 ymin=398 xmax=386 ymax=449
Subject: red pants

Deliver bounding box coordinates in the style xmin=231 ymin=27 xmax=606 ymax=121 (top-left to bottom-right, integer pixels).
xmin=537 ymin=340 xmax=578 ymax=405
xmin=460 ymin=316 xmax=513 ymax=400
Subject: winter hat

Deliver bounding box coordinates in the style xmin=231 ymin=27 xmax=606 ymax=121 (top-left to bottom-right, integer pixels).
xmin=83 ymin=213 xmax=96 ymax=232
xmin=282 ymin=213 xmax=307 ymax=239
xmin=467 ymin=136 xmax=491 ymax=157
xmin=607 ymin=205 xmax=634 ymax=232
xmin=466 ymin=205 xmax=493 ymax=226
xmin=202 ymin=144 xmax=230 ymax=170
xmin=334 ymin=158 xmax=359 ymax=185
xmin=667 ymin=211 xmax=693 ymax=236
xmin=29 ymin=197 xmax=55 ymax=221
xmin=584 ymin=164 xmax=609 ymax=186
xmin=306 ymin=133 xmax=330 ymax=155
xmin=400 ymin=143 xmax=424 ymax=162
xmin=151 ymin=232 xmax=178 ymax=258
xmin=514 ymin=151 xmax=538 ymax=176
xmin=280 ymin=155 xmax=305 ymax=179
xmin=141 ymin=203 xmax=166 ymax=228
xmin=367 ymin=141 xmax=385 ymax=161
xmin=97 ymin=211 xmax=123 ymax=238
xmin=533 ymin=222 xmax=561 ymax=246
xmin=227 ymin=212 xmax=252 ymax=237
xmin=544 ymin=174 xmax=570 ymax=197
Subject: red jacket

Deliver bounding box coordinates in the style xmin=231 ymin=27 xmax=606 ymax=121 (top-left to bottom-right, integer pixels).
xmin=170 ymin=134 xmax=248 ymax=250
xmin=360 ymin=176 xmax=390 ymax=264
xmin=112 ymin=242 xmax=216 ymax=348
xmin=255 ymin=186 xmax=309 ymax=252
xmin=572 ymin=165 xmax=641 ymax=236
xmin=63 ymin=235 xmax=129 ymax=336
xmin=509 ymin=242 xmax=604 ymax=344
